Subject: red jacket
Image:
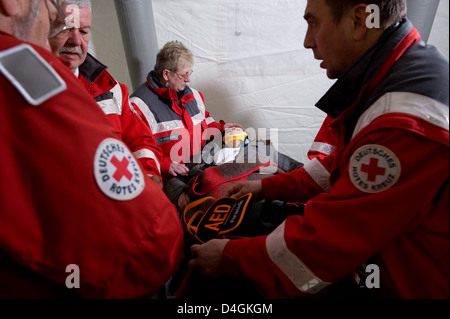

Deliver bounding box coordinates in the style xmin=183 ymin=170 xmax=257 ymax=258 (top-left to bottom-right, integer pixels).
xmin=264 ymin=114 xmax=339 ymax=204
xmin=131 ymin=72 xmax=224 ymax=175
xmin=0 ymin=33 xmax=183 ymax=298
xmin=222 ymin=21 xmax=449 ymax=298
xmin=79 ymin=54 xmax=162 ymax=180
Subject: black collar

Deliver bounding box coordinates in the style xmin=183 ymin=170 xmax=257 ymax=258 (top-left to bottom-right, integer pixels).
xmin=79 ymin=53 xmax=108 ymax=83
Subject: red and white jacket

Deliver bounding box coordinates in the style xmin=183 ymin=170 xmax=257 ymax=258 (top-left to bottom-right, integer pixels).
xmin=264 ymin=114 xmax=340 ymax=204
xmin=0 ymin=33 xmax=183 ymax=298
xmin=79 ymin=54 xmax=162 ymax=181
xmin=130 ymin=72 xmax=224 ymax=176
xmin=222 ymin=20 xmax=449 ymax=299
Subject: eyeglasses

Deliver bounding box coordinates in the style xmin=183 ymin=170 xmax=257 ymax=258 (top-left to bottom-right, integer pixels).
xmin=172 ymin=70 xmax=193 ymax=80
xmin=48 ymin=0 xmax=72 ymax=38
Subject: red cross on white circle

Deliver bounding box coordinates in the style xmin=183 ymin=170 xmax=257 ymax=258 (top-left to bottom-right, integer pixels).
xmin=361 ymin=158 xmax=386 ymax=182
xmin=110 ymin=156 xmax=133 ymax=182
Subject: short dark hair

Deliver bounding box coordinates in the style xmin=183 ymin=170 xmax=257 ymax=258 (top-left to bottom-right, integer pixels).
xmin=324 ymin=0 xmax=407 ymax=29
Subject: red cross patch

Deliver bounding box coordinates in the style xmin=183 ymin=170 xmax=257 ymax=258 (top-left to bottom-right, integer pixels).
xmin=111 ymin=156 xmax=133 ymax=182
xmin=94 ymin=138 xmax=145 ymax=201
xmin=349 ymin=144 xmax=401 ymax=193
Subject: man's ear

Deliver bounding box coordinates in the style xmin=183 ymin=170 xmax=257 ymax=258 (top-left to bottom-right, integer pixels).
xmin=0 ymin=0 xmax=20 ymax=17
xmin=351 ymin=4 xmax=371 ymax=41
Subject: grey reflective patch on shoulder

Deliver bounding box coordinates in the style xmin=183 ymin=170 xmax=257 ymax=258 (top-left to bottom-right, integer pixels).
xmin=156 ymin=134 xmax=181 ymax=144
xmin=0 ymin=44 xmax=66 ymax=106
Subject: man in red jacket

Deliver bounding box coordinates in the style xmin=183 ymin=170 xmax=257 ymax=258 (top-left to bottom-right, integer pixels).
xmin=0 ymin=0 xmax=183 ymax=298
xmin=188 ymin=0 xmax=449 ymax=299
xmin=48 ymin=0 xmax=163 ymax=186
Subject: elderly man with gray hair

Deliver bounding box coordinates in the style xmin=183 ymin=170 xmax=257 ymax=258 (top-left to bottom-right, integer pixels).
xmin=49 ymin=0 xmax=164 ymax=187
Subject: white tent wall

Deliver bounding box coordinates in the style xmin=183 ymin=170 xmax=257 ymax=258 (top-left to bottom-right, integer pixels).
xmin=152 ymin=0 xmax=335 ymax=163
xmin=90 ymin=0 xmax=449 ymax=164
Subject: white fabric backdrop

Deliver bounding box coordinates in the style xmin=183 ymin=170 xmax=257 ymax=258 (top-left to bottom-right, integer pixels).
xmin=153 ymin=0 xmax=332 ymax=163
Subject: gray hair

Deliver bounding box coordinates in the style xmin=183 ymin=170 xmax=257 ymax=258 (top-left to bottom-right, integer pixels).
xmin=56 ymin=0 xmax=92 ymax=11
xmin=13 ymin=0 xmax=40 ymax=41
xmin=154 ymin=41 xmax=194 ymax=78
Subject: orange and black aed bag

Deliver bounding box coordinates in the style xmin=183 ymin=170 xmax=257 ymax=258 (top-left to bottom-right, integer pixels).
xmin=177 ymin=195 xmax=305 ymax=299
xmin=182 ymin=193 xmax=304 ymax=244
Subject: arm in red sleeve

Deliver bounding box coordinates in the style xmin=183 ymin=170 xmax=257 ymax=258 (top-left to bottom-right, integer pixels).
xmin=261 ymin=115 xmax=339 ymax=203
xmin=261 ymin=161 xmax=330 ymax=203
xmin=262 ymin=152 xmax=336 ymax=203
xmin=221 ymin=125 xmax=449 ymax=299
xmin=222 ymin=236 xmax=306 ymax=298
xmin=121 ymin=85 xmax=163 ymax=180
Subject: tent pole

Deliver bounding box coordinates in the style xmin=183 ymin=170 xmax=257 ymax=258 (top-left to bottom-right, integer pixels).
xmin=114 ymin=0 xmax=159 ymax=91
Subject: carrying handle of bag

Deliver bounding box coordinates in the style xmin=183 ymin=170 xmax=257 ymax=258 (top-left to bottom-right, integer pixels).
xmin=183 ymin=197 xmax=217 ymax=236
xmin=192 ymin=162 xmax=277 ymax=196
xmin=184 ymin=210 xmax=203 ymax=236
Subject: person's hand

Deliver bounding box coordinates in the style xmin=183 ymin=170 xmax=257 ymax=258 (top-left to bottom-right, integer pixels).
xmin=188 ymin=239 xmax=230 ymax=277
xmin=150 ymin=175 xmax=163 ymax=188
xmin=178 ymin=192 xmax=191 ymax=210
xmin=169 ymin=162 xmax=189 ymax=177
xmin=224 ymin=180 xmax=264 ymax=200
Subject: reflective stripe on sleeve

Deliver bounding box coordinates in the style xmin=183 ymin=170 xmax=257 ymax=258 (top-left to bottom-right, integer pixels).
xmin=353 ymin=92 xmax=449 ymax=139
xmin=266 ymin=221 xmax=330 ymax=294
xmin=310 ymin=142 xmax=336 ymax=156
xmin=205 ymin=117 xmax=216 ymax=125
xmin=133 ymin=149 xmax=161 ymax=173
xmin=190 ymin=88 xmax=209 ymax=126
xmin=191 ymin=89 xmax=206 ymax=117
xmin=303 ymin=157 xmax=331 ymax=193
